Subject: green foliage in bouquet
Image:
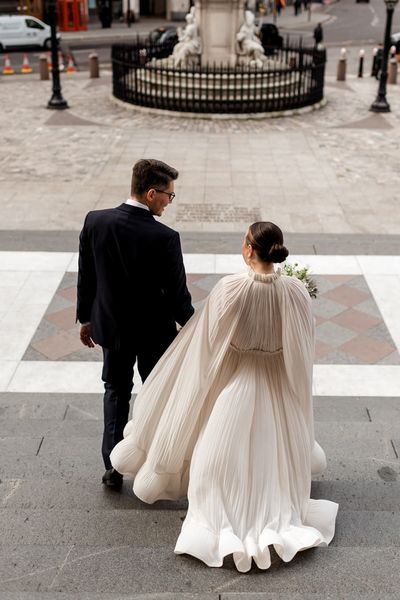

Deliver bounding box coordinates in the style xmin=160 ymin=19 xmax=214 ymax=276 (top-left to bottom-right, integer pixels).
xmin=282 ymin=263 xmax=318 ymax=299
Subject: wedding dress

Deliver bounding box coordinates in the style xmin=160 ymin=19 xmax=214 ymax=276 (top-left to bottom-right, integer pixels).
xmin=110 ymin=269 xmax=338 ymax=572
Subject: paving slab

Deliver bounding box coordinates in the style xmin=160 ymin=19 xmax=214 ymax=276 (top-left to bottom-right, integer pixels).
xmin=311 ymin=480 xmax=400 ymax=511
xmin=0 ymin=477 xmax=187 ymax=511
xmin=0 ymin=508 xmax=186 ymax=547
xmin=30 ymin=547 xmax=400 ymax=594
xmin=313 ymin=458 xmax=400 ymax=482
xmin=0 ymin=595 xmax=216 ymax=600
xmin=222 ymin=595 xmax=400 ymax=600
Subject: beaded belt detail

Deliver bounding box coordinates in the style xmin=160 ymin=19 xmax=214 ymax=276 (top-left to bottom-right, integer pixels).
xmin=230 ymin=343 xmax=283 ymax=356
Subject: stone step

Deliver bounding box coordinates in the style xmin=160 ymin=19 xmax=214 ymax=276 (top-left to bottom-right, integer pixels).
xmin=0 ymin=508 xmax=399 ymax=548
xmin=2 ymin=395 xmax=400 ymax=424
xmin=1 ymin=595 xmax=399 ymax=600
xmin=1 ymin=478 xmax=398 ymax=512
xmin=1 ymin=546 xmax=400 ymax=594
xmin=0 ymin=595 xmax=399 ymax=600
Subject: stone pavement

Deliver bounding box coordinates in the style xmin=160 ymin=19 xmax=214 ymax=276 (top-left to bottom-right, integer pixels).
xmin=1 ymin=37 xmax=400 ymax=599
xmin=1 ymin=248 xmax=400 ymax=598
xmin=1 ymin=55 xmax=400 ymax=234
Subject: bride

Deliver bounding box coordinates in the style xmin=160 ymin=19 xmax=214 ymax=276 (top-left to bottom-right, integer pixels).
xmin=110 ymin=221 xmax=338 ymax=573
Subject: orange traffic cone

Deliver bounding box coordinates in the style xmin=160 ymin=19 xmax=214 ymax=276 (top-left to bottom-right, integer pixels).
xmin=2 ymin=54 xmax=14 ymax=75
xmin=21 ymin=53 xmax=33 ymax=74
xmin=47 ymin=52 xmax=52 ymax=71
xmin=66 ymin=54 xmax=76 ymax=74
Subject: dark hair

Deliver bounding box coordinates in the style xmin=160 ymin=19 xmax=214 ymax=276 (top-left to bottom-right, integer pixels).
xmin=247 ymin=221 xmax=289 ymax=263
xmin=131 ymin=159 xmax=179 ymax=196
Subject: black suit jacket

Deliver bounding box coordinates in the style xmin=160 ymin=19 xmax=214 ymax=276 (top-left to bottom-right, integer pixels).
xmin=77 ymin=204 xmax=194 ymax=350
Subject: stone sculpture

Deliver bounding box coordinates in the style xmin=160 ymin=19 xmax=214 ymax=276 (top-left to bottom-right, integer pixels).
xmin=236 ymin=10 xmax=267 ymax=68
xmin=172 ymin=6 xmax=202 ymax=67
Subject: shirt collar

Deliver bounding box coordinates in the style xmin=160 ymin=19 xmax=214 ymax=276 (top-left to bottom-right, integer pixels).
xmin=126 ymin=198 xmax=150 ymax=211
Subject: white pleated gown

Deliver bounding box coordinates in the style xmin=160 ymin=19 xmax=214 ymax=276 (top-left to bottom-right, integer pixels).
xmin=110 ymin=269 xmax=338 ymax=572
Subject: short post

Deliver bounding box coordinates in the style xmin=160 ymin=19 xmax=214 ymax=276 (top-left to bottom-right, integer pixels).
xmin=89 ymin=53 xmax=100 ymax=78
xmin=336 ymin=47 xmax=347 ymax=81
xmin=388 ymin=53 xmax=398 ymax=83
xmin=371 ymin=47 xmax=378 ymax=76
xmin=39 ymin=54 xmax=49 ymax=80
xmin=358 ymin=49 xmax=365 ymax=77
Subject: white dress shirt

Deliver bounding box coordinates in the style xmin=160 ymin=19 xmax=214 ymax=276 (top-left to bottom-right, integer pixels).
xmin=126 ymin=198 xmax=150 ymax=211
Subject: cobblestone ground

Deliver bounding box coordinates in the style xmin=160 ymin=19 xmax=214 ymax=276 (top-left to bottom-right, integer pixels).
xmin=1 ymin=59 xmax=400 ymax=233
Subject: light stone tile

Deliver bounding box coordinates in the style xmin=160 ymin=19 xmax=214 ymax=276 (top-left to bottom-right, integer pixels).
xmin=364 ymin=274 xmax=400 ymax=353
xmin=313 ymin=365 xmax=400 ymax=396
xmin=0 ymin=271 xmax=30 ymax=288
xmin=358 ymin=256 xmax=400 ymax=275
xmin=0 ymin=361 xmax=19 ymax=391
xmin=0 ymin=252 xmax=73 ymax=272
xmin=66 ymin=253 xmax=79 ymax=272
xmin=6 ymin=361 xmax=143 ymax=394
xmin=215 ymin=255 xmax=245 ymax=274
xmin=183 ymin=254 xmax=216 ymax=274
xmin=288 ymin=255 xmax=362 ymax=274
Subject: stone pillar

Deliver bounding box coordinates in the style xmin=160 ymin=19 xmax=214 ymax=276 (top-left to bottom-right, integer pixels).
xmin=168 ymin=0 xmax=189 ymax=20
xmin=196 ymin=0 xmax=245 ymax=65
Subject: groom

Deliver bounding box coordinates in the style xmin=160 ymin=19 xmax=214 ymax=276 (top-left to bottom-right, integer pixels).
xmin=77 ymin=159 xmax=194 ymax=489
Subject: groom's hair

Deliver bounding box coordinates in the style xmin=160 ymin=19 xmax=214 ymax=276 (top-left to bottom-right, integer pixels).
xmin=131 ymin=159 xmax=179 ymax=196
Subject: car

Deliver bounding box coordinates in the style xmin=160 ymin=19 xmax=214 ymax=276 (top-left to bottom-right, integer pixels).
xmin=259 ymin=22 xmax=283 ymax=55
xmin=0 ymin=14 xmax=61 ymax=51
xmin=139 ymin=26 xmax=178 ymax=61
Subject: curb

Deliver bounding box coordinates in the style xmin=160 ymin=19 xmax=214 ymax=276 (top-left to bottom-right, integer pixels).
xmin=110 ymin=93 xmax=327 ymax=120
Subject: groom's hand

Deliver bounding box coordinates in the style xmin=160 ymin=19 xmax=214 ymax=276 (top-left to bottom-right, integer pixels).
xmin=80 ymin=324 xmax=95 ymax=348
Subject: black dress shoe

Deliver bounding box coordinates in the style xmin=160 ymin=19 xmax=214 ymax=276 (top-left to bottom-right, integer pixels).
xmin=102 ymin=468 xmax=123 ymax=490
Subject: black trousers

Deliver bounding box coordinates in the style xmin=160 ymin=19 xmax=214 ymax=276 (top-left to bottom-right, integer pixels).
xmin=101 ymin=334 xmax=176 ymax=470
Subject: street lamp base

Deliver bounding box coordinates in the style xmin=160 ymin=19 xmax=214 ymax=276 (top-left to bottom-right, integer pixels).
xmin=370 ymin=96 xmax=391 ymax=113
xmin=47 ymin=94 xmax=69 ymax=110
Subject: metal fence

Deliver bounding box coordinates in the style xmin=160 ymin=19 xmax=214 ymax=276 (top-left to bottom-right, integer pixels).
xmin=111 ymin=37 xmax=326 ymax=114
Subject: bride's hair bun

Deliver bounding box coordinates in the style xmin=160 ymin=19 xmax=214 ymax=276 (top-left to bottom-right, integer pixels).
xmin=268 ymin=243 xmax=289 ymax=264
xmin=248 ymin=221 xmax=289 ymax=264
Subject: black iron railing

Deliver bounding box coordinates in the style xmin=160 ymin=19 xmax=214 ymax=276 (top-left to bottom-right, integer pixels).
xmin=111 ymin=37 xmax=326 ymax=114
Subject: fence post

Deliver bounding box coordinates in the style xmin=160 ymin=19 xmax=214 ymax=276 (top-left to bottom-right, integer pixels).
xmin=336 ymin=47 xmax=346 ymax=81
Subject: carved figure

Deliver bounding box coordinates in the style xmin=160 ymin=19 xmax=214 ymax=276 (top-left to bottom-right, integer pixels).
xmin=172 ymin=6 xmax=202 ymax=67
xmin=236 ymin=10 xmax=267 ymax=68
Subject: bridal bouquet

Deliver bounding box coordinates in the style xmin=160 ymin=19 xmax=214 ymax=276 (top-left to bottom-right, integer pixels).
xmin=282 ymin=263 xmax=318 ymax=299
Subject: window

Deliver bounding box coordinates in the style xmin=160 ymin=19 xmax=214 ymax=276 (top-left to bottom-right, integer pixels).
xmin=25 ymin=18 xmax=45 ymax=29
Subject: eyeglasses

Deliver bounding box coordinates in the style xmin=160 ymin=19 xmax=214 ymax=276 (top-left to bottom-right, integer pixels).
xmin=154 ymin=189 xmax=175 ymax=201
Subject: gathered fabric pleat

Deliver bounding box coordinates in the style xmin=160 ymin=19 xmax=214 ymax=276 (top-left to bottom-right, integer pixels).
xmin=111 ymin=269 xmax=338 ymax=571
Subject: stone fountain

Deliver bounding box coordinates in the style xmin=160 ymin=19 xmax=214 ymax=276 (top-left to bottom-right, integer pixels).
xmin=112 ymin=1 xmax=326 ymax=115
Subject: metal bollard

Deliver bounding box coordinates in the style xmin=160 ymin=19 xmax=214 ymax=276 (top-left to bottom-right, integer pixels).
xmin=39 ymin=54 xmax=49 ymax=80
xmin=336 ymin=48 xmax=347 ymax=81
xmin=89 ymin=53 xmax=99 ymax=78
xmin=388 ymin=58 xmax=398 ymax=84
xmin=358 ymin=49 xmax=364 ymax=78
xmin=371 ymin=47 xmax=378 ymax=77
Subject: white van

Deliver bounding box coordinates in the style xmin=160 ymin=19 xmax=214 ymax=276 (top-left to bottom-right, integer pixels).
xmin=0 ymin=15 xmax=61 ymax=51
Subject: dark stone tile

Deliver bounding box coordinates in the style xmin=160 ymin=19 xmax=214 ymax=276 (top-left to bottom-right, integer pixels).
xmin=314 ymin=458 xmax=400 ymax=482
xmin=51 ymin=546 xmax=400 ymax=594
xmin=0 ymin=477 xmax=187 ymax=511
xmin=0 ymin=508 xmax=186 ymax=547
xmin=311 ymin=480 xmax=400 ymax=511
